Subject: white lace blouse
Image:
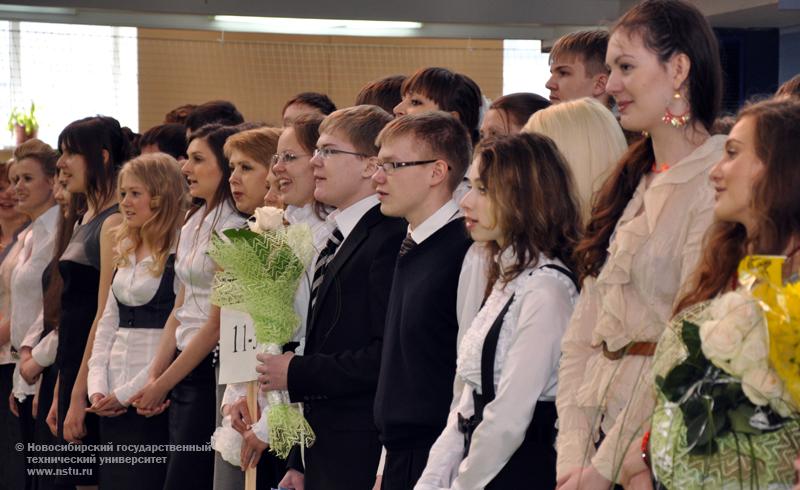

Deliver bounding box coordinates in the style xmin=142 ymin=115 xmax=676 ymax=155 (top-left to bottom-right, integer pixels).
xmin=415 ymin=253 xmax=578 ymax=490
xmin=555 ymin=135 xmax=725 ymax=481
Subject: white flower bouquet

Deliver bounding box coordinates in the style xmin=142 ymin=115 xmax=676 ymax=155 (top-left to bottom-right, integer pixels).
xmin=208 ymin=206 xmax=316 ymax=458
xmin=651 ymin=255 xmax=800 ymax=488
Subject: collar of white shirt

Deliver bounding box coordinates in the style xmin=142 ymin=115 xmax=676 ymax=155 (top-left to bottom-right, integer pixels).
xmin=284 ymin=203 xmax=314 ymax=225
xmin=408 ymin=199 xmax=460 ymax=245
xmin=32 ymin=204 xmax=60 ymax=234
xmin=327 ymin=194 xmax=380 ymax=240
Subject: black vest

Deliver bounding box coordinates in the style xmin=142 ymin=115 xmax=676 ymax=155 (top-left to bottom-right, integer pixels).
xmin=117 ymin=255 xmax=176 ymax=329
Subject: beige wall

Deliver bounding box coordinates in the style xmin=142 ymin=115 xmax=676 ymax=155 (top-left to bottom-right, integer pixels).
xmin=138 ymin=28 xmax=503 ymax=131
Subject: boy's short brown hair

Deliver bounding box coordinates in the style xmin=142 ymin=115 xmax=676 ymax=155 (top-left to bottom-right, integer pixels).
xmin=319 ymin=105 xmax=393 ymax=156
xmin=376 ymin=111 xmax=471 ymax=191
xmin=549 ymin=30 xmax=610 ymax=77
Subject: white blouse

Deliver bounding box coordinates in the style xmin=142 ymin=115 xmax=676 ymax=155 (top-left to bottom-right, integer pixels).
xmin=0 ymin=236 xmax=25 ymax=365
xmin=174 ymin=202 xmax=246 ymax=352
xmin=555 ymin=135 xmax=725 ymax=481
xmin=10 ymin=205 xmax=59 ymax=399
xmin=416 ymin=254 xmax=578 ymax=490
xmin=87 ymin=249 xmax=180 ymax=405
xmin=10 ymin=205 xmax=59 ymax=351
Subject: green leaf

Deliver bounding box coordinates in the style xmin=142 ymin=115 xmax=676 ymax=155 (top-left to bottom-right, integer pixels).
xmin=221 ymin=227 xmax=260 ymax=241
xmin=659 ymin=363 xmax=703 ymax=402
xmin=728 ymin=404 xmax=763 ymax=435
xmin=682 ymin=320 xmax=702 ymax=358
xmin=684 ymin=395 xmax=726 ymax=455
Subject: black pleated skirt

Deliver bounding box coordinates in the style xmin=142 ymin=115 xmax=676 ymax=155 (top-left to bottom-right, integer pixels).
xmin=484 ymin=400 xmax=557 ymax=490
xmin=98 ymin=406 xmax=169 ymax=490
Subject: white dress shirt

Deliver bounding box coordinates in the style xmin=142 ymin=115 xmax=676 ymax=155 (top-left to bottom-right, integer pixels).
xmin=416 ymin=253 xmax=578 ymax=489
xmin=174 ymin=202 xmax=246 ymax=352
xmin=87 ymin=248 xmax=181 ymax=405
xmin=10 ymin=205 xmax=59 ymax=350
xmin=10 ymin=205 xmax=59 ymax=400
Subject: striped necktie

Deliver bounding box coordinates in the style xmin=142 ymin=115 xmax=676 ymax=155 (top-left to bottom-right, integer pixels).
xmin=398 ymin=233 xmax=417 ymax=257
xmin=310 ymin=227 xmax=344 ymax=309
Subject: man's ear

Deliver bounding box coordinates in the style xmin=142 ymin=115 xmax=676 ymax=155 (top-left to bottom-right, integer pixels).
xmin=429 ymin=159 xmax=449 ymax=187
xmin=101 ymin=149 xmax=110 ymax=166
xmin=361 ymin=156 xmax=379 ymax=178
xmin=592 ymin=73 xmax=609 ymax=97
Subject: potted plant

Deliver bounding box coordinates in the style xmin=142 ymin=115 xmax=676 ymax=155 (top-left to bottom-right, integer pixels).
xmin=8 ymin=102 xmax=38 ymax=145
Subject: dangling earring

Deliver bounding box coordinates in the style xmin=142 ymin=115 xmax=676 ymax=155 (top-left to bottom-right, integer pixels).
xmin=662 ymin=92 xmax=690 ymax=127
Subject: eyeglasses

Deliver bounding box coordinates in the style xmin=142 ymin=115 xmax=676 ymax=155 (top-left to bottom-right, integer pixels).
xmin=375 ymin=159 xmax=448 ymax=175
xmin=313 ymin=148 xmax=368 ymax=160
xmin=271 ymin=151 xmax=310 ymax=165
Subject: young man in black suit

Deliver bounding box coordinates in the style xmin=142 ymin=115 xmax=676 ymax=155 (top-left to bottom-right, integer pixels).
xmin=256 ymin=104 xmax=406 ymax=490
xmin=371 ymin=112 xmax=480 ymax=489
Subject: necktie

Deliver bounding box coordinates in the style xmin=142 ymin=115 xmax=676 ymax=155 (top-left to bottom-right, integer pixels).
xmin=398 ymin=233 xmax=417 ymax=257
xmin=310 ymin=227 xmax=344 ymax=309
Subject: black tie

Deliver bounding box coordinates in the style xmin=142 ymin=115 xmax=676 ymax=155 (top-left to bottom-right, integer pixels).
xmin=398 ymin=233 xmax=417 ymax=257
xmin=310 ymin=227 xmax=344 ymax=309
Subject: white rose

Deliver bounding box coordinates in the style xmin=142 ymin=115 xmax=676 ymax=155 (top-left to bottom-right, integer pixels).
xmin=700 ymin=318 xmax=743 ymax=362
xmin=250 ymin=206 xmax=284 ymax=232
xmin=709 ymin=291 xmax=762 ymax=335
xmin=742 ymin=366 xmax=784 ymax=406
xmin=728 ymin=323 xmax=769 ymax=377
xmin=769 ymin=389 xmax=798 ymax=418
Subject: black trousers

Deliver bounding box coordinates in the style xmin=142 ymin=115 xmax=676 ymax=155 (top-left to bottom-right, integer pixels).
xmin=0 ymin=363 xmax=26 ymax=490
xmin=382 ymin=444 xmax=434 ymax=490
xmin=163 ymin=352 xmax=215 ymax=490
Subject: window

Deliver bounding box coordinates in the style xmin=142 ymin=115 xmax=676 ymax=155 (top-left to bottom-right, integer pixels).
xmin=502 ymin=39 xmax=550 ymax=99
xmin=1 ymin=21 xmax=138 ymax=148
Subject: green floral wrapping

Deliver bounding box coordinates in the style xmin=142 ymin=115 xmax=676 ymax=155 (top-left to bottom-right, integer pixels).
xmin=208 ymin=223 xmax=316 ymax=458
xmin=651 ymin=303 xmax=800 ymax=489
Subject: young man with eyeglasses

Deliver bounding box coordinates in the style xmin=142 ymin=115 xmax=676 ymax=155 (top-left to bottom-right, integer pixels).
xmin=257 ymin=104 xmax=406 ymax=490
xmin=371 ymin=111 xmax=484 ymax=490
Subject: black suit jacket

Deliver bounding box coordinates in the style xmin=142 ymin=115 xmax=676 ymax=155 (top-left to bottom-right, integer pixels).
xmin=285 ymin=204 xmax=405 ymax=483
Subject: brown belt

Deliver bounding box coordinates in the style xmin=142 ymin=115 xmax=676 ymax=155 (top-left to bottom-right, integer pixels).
xmin=602 ymin=341 xmax=657 ymax=361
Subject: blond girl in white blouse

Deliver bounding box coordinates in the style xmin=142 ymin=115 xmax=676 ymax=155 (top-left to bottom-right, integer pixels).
xmin=87 ymin=152 xmax=186 ymax=489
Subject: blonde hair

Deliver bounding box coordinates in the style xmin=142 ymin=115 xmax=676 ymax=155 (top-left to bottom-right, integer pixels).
xmin=114 ymin=152 xmax=188 ymax=275
xmin=223 ymin=127 xmax=282 ymax=166
xmin=523 ymin=97 xmax=627 ymax=221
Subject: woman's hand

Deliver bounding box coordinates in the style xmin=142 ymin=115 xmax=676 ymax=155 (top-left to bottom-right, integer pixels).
xmin=556 ymin=466 xmax=612 ymax=490
xmin=63 ymin=396 xmax=87 ymax=443
xmin=20 ymin=357 xmax=44 ymax=385
xmin=46 ymin=397 xmax=58 ymax=436
xmin=228 ymin=397 xmax=252 ymax=434
xmin=87 ymin=393 xmax=126 ymax=417
xmin=130 ymin=377 xmax=170 ymax=417
xmin=239 ymin=429 xmax=268 ymax=471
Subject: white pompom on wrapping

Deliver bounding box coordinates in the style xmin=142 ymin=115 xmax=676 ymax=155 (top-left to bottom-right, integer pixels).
xmin=211 ymin=416 xmax=243 ymax=467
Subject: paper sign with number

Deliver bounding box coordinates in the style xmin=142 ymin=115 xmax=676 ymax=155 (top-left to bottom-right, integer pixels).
xmin=218 ymin=307 xmax=259 ymax=384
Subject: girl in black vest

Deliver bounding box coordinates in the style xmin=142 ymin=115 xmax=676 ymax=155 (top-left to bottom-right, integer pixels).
xmin=415 ymin=133 xmax=582 ymax=489
xmin=86 ymin=153 xmax=187 ymax=489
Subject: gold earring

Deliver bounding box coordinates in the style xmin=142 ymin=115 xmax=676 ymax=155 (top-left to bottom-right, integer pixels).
xmin=662 ymin=92 xmax=690 ymax=127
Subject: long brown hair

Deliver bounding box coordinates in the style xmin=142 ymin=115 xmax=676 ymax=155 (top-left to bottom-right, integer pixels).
xmin=475 ymin=133 xmax=582 ymax=292
xmin=675 ymin=98 xmax=800 ymax=312
xmin=43 ymin=191 xmax=86 ymax=331
xmin=574 ymin=0 xmax=722 ymax=282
